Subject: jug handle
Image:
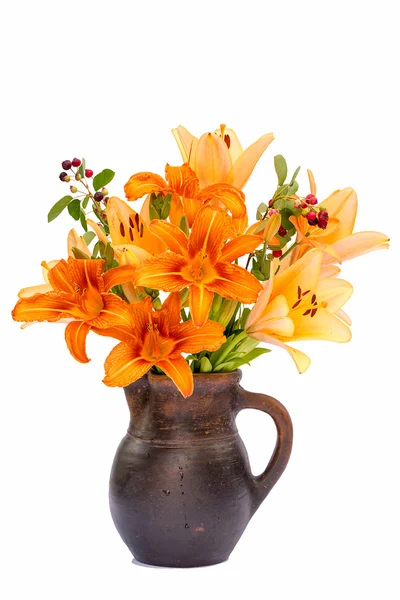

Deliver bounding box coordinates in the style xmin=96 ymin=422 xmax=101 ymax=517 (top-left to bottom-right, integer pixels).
xmin=236 ymin=387 xmax=293 ymax=513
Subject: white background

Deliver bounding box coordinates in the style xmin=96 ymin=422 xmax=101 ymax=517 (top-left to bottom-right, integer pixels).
xmin=1 ymin=1 xmax=399 ymax=599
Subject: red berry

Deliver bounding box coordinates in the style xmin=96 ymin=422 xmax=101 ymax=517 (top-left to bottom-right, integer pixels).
xmin=306 ymin=211 xmax=317 ymax=221
xmin=85 ymin=169 xmax=94 ymax=178
xmin=72 ymin=158 xmax=81 ymax=167
xmin=278 ymin=226 xmax=287 ymax=237
xmin=319 ymin=210 xmax=329 ymax=220
xmin=62 ymin=160 xmax=72 ymax=170
xmin=272 ymin=250 xmax=283 ymax=258
xmin=306 ymin=194 xmax=318 ymax=205
xmin=318 ymin=219 xmax=328 ymax=229
xmin=301 ymin=202 xmax=308 ymax=208
xmin=59 ymin=172 xmax=69 ymax=181
xmin=94 ymin=191 xmax=104 ymax=201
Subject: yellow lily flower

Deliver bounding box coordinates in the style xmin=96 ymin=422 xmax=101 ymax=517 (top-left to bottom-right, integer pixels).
xmin=289 ymin=180 xmax=389 ymax=276
xmin=172 ymin=124 xmax=274 ymax=190
xmin=245 ymin=249 xmax=353 ymax=373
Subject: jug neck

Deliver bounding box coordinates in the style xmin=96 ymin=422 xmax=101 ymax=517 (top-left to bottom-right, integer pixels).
xmin=123 ymin=371 xmax=243 ymax=442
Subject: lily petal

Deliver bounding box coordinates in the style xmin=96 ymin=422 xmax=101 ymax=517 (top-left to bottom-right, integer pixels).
xmin=193 ymin=132 xmax=232 ymax=188
xmin=172 ymin=320 xmax=225 ymax=354
xmin=90 ymin=293 xmax=133 ymax=329
xmin=103 ymin=342 xmax=151 ymax=387
xmin=12 ymin=291 xmax=81 ymax=322
xmin=219 ymin=235 xmax=262 ymax=263
xmin=246 ymin=294 xmax=294 ymax=338
xmin=327 ymin=231 xmax=390 ymax=262
xmin=188 ymin=206 xmax=233 ymax=263
xmin=307 ymin=169 xmax=316 ymax=196
xmin=107 ymin=196 xmax=166 ymax=254
xmin=65 ymin=321 xmax=91 ymax=363
xmin=270 ymin=248 xmax=322 ymax=306
xmin=172 ymin=125 xmax=199 ymax=165
xmin=67 ymin=229 xmax=90 ymax=258
xmin=161 ymin=292 xmax=182 ymax=326
xmin=158 ymin=356 xmax=194 ymax=398
xmin=208 ymin=262 xmax=262 ymax=304
xmin=214 ymin=126 xmax=243 ymax=163
xmin=135 ymin=252 xmax=189 ymax=291
xmin=148 ymin=220 xmax=189 ymax=256
xmin=124 ymin=172 xmax=167 ymax=201
xmin=289 ymin=309 xmax=352 ymax=342
xmin=315 ymin=277 xmax=353 ymax=314
xmin=225 ymin=133 xmax=274 ymax=189
xmin=18 ymin=283 xmax=53 ymax=298
xmin=247 ymin=331 xmax=311 ymax=374
xmin=198 ymin=183 xmax=246 ymax=219
xmin=103 ymin=264 xmax=137 ymax=292
xmin=86 ymin=219 xmax=109 ymax=246
xmin=321 ymin=188 xmax=358 ymax=238
xmin=189 ymin=285 xmax=214 ymax=327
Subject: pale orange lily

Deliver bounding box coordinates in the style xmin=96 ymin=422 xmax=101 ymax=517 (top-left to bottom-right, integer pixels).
xmin=135 ymin=206 xmax=263 ymax=327
xmin=67 ymin=228 xmax=91 ymax=258
xmin=101 ymin=293 xmax=226 ymax=397
xmin=124 ymin=163 xmax=246 ymax=228
xmin=12 ymin=258 xmax=136 ymax=363
xmin=245 ymin=249 xmax=353 ymax=373
xmin=172 ymin=124 xmax=274 ymax=190
xmin=88 ymin=196 xmax=165 ymax=301
xmin=289 ymin=185 xmax=389 ymax=276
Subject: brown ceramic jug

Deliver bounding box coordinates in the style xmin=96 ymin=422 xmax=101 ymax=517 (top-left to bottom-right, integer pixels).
xmin=109 ymin=370 xmax=293 ymax=568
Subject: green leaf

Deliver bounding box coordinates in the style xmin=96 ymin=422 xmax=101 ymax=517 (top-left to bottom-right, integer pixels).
xmin=160 ymin=197 xmax=171 ymax=219
xmin=288 ymin=181 xmax=299 ymax=195
xmin=240 ymin=308 xmax=251 ymax=330
xmin=104 ymin=243 xmax=114 ymax=270
xmin=92 ymin=241 xmax=100 ymax=258
xmin=213 ymin=348 xmax=271 ymax=372
xmin=199 ymin=357 xmax=213 ymax=373
xmin=274 ymin=155 xmax=288 ymax=186
xmin=83 ymin=231 xmax=96 ymax=246
xmin=68 ymin=199 xmax=81 ymax=220
xmin=78 ymin=158 xmax=86 ymax=178
xmin=47 ymin=196 xmax=73 ymax=222
xmin=93 ymin=169 xmax=115 ymax=191
xmin=290 ymin=166 xmax=301 ymax=185
xmin=82 ymin=195 xmax=91 ymax=209
xmin=80 ymin=209 xmax=88 ymax=231
xmin=71 ymin=247 xmax=91 ymax=259
xmin=251 ymin=269 xmax=266 ymax=281
xmin=149 ymin=204 xmax=160 ymax=220
xmin=179 ymin=215 xmax=189 ymax=236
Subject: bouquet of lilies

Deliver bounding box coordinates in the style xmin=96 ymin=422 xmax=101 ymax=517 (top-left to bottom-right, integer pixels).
xmin=12 ymin=125 xmax=389 ymax=397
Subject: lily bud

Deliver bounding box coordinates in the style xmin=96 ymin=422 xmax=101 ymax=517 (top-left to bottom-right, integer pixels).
xmin=217 ymin=299 xmax=237 ymax=327
xmin=152 ymin=298 xmax=162 ymax=310
xmin=263 ymin=212 xmax=281 ymax=243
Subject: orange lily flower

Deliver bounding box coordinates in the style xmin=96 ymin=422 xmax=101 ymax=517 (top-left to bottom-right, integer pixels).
xmin=245 ymin=249 xmax=353 ymax=373
xmin=135 ymin=206 xmax=263 ymax=327
xmin=172 ymin=124 xmax=274 ymax=190
xmin=124 ymin=163 xmax=246 ymax=228
xmin=101 ymin=293 xmax=226 ymax=397
xmin=289 ymin=185 xmax=389 ymax=276
xmin=12 ymin=258 xmax=136 ymax=363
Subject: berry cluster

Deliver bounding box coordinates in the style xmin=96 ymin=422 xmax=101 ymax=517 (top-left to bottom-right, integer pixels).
xmin=304 ymin=208 xmax=329 ymax=229
xmin=59 ymin=158 xmax=94 ymax=182
xmin=294 ymin=194 xmax=330 ymax=230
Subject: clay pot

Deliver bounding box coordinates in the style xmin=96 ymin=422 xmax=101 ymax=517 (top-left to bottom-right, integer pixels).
xmin=109 ymin=370 xmax=293 ymax=568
